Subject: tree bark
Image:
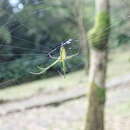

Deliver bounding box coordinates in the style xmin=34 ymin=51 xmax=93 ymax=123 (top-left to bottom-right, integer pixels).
xmin=84 ymin=0 xmax=110 ymax=130
xmin=74 ymin=0 xmax=90 ymax=73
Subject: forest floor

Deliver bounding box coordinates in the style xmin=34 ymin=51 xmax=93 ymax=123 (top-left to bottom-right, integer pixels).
xmin=0 ymin=47 xmax=130 ymax=130
xmin=0 ymin=75 xmax=130 ymax=130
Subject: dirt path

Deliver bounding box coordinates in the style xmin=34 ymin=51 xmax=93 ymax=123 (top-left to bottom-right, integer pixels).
xmin=0 ymin=75 xmax=130 ymax=130
xmin=0 ymin=74 xmax=130 ymax=116
xmin=0 ymin=88 xmax=130 ymax=130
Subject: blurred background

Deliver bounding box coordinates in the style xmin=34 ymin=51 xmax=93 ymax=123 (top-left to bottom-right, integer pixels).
xmin=0 ymin=0 xmax=130 ymax=130
xmin=0 ymin=0 xmax=129 ymax=85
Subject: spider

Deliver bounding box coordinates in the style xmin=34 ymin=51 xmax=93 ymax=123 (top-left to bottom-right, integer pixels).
xmin=31 ymin=39 xmax=79 ymax=76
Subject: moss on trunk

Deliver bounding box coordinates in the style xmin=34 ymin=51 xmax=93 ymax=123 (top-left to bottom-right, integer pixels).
xmin=85 ymin=82 xmax=106 ymax=130
xmin=92 ymin=82 xmax=106 ymax=104
xmin=88 ymin=12 xmax=110 ymax=50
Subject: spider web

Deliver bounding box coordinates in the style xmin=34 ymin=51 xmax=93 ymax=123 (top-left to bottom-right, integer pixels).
xmin=0 ymin=0 xmax=130 ymax=82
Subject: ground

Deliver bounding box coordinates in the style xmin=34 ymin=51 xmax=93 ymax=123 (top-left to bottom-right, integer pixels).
xmin=0 ymin=81 xmax=130 ymax=130
xmin=0 ymin=47 xmax=130 ymax=130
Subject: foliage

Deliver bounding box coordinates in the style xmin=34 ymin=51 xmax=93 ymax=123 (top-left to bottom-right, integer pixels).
xmin=0 ymin=27 xmax=11 ymax=43
xmin=0 ymin=0 xmax=130 ymax=84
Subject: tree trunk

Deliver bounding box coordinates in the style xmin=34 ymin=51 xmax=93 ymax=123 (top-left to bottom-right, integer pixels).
xmin=74 ymin=0 xmax=90 ymax=73
xmin=85 ymin=0 xmax=110 ymax=130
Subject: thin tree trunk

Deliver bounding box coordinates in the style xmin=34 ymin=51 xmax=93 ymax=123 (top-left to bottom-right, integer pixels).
xmin=74 ymin=0 xmax=90 ymax=73
xmin=85 ymin=0 xmax=110 ymax=130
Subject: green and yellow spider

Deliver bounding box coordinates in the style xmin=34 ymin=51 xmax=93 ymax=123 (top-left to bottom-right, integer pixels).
xmin=31 ymin=40 xmax=78 ymax=76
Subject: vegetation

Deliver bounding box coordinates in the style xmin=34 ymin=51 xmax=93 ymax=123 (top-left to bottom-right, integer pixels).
xmin=0 ymin=0 xmax=129 ymax=84
xmin=0 ymin=46 xmax=129 ymax=100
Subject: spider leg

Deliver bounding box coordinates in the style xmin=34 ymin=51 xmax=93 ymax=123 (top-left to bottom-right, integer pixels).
xmin=61 ymin=60 xmax=66 ymax=78
xmin=56 ymin=70 xmax=65 ymax=78
xmin=48 ymin=53 xmax=59 ymax=59
xmin=66 ymin=53 xmax=79 ymax=60
xmin=30 ymin=59 xmax=59 ymax=75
